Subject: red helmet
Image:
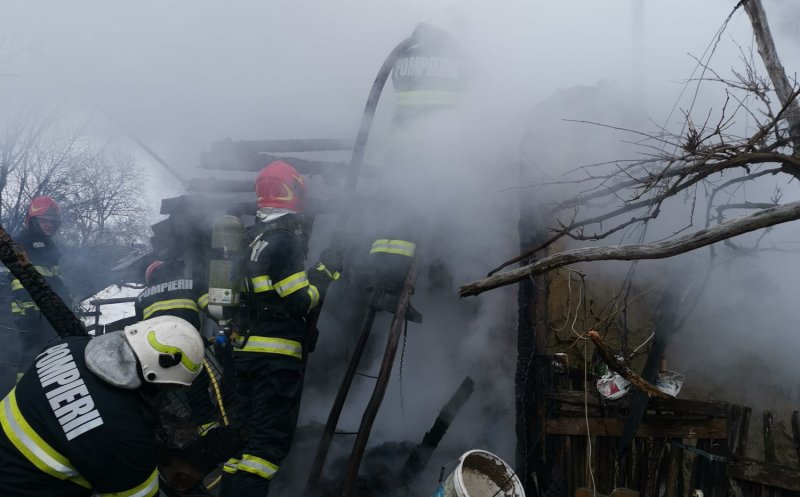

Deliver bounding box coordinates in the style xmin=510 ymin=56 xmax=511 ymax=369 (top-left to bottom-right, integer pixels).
xmin=24 ymin=196 xmax=62 ymax=229
xmin=255 ymin=161 xmax=306 ymax=212
xmin=145 ymin=260 xmax=164 ymax=284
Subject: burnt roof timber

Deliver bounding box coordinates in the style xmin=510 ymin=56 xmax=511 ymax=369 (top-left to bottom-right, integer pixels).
xmin=200 ymin=151 xmax=350 ymax=176
xmin=209 ymin=138 xmax=353 ymax=153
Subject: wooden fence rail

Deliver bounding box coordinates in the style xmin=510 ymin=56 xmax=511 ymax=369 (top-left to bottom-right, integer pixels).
xmin=546 ymin=389 xmax=800 ymax=497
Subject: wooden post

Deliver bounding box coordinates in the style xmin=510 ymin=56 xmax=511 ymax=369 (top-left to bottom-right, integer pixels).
xmin=399 ymin=376 xmax=475 ymax=482
xmin=516 ymin=158 xmax=550 ymax=497
xmin=790 ymin=411 xmax=800 ymax=466
xmin=763 ymin=411 xmax=776 ymax=464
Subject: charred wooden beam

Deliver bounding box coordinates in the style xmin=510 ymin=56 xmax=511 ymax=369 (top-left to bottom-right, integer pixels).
xmin=187 ymin=178 xmax=254 ymax=194
xmin=400 ymin=376 xmax=475 ymax=482
xmin=208 ymin=138 xmax=353 ymax=154
xmin=0 ymin=226 xmax=86 ymax=337
xmin=545 ymin=417 xmax=727 ymax=439
xmin=159 ymin=194 xmax=344 ymax=218
xmin=200 ymin=150 xmax=350 ymax=177
xmin=159 ymin=195 xmax=254 ymax=216
xmin=516 ymin=167 xmax=550 ymax=497
xmin=89 ymin=297 xmax=139 ymax=306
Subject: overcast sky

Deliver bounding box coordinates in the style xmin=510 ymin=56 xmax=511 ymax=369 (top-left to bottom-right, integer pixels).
xmin=3 ymin=0 xmax=797 ymax=181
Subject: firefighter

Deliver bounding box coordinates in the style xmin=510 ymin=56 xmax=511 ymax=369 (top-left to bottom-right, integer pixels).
xmin=366 ymin=233 xmax=422 ymax=322
xmin=221 ymin=160 xmax=342 ymax=496
xmin=7 ymin=196 xmax=71 ymax=382
xmin=390 ymin=23 xmax=465 ymax=126
xmin=0 ymin=315 xmax=205 ymax=497
xmin=135 ymin=259 xmax=218 ymax=429
xmin=135 ymin=259 xmax=209 ymax=330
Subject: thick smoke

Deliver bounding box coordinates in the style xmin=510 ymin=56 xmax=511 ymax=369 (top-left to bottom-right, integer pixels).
xmin=4 ymin=0 xmax=800 ymax=493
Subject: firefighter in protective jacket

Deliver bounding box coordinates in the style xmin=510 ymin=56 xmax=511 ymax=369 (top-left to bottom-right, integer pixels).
xmin=221 ymin=160 xmax=342 ymax=496
xmin=0 ymin=315 xmax=205 ymax=497
xmin=135 ymin=259 xmax=217 ymax=427
xmin=135 ymin=259 xmax=209 ymax=330
xmin=8 ymin=196 xmax=71 ymax=376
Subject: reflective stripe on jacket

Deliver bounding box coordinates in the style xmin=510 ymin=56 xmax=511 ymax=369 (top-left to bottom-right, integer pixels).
xmin=0 ymin=389 xmax=90 ymax=488
xmin=234 ymin=336 xmax=303 ymax=359
xmin=370 ymin=239 xmax=416 ymax=258
xmin=223 ymin=454 xmax=279 ymax=481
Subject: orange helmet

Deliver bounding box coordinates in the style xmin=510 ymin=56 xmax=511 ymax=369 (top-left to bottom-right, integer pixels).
xmin=255 ymin=161 xmax=306 ymax=212
xmin=24 ymin=196 xmax=62 ymax=230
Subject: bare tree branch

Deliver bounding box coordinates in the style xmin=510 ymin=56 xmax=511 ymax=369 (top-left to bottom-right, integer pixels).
xmin=742 ymin=0 xmax=800 ymax=152
xmin=461 ymin=201 xmax=800 ymax=297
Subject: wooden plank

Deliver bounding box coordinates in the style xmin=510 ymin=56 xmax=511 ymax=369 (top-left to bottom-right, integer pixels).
xmin=643 ymin=438 xmax=664 ymax=497
xmin=729 ymin=405 xmax=744 ymax=455
xmin=549 ymin=390 xmax=604 ymax=408
xmin=564 ymin=435 xmax=574 ymax=497
xmin=693 ymin=439 xmax=712 ymax=497
xmin=738 ymin=407 xmax=752 ymax=459
xmin=791 ymin=411 xmax=800 ymax=466
xmin=728 ymin=458 xmax=800 ymax=492
xmin=596 ymin=436 xmax=614 ymax=492
xmin=710 ymin=442 xmax=731 ymax=497
xmin=655 ymin=441 xmax=672 ymax=497
xmin=648 ymin=398 xmax=730 ymax=418
xmin=764 ymin=411 xmax=776 ymax=463
xmin=573 ymin=435 xmax=586 ymax=492
xmin=545 ymin=417 xmax=728 ymax=439
xmin=551 ymin=391 xmax=730 ymax=418
xmin=639 ymin=438 xmax=651 ymax=492
xmin=664 ymin=442 xmax=681 ymax=497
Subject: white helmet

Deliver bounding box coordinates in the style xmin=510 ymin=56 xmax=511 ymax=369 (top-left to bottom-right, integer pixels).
xmin=123 ymin=315 xmax=205 ymax=386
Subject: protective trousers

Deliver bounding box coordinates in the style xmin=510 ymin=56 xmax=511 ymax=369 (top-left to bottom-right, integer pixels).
xmin=222 ymin=353 xmax=304 ymax=496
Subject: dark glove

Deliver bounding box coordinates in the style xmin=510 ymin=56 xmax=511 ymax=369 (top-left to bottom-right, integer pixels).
xmin=318 ymin=246 xmax=344 ymax=275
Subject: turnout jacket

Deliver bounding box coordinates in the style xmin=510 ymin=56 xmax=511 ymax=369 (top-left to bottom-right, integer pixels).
xmin=9 ymin=228 xmax=69 ymax=319
xmin=0 ymin=336 xmax=159 ymax=497
xmin=238 ymin=215 xmax=338 ymax=359
xmin=135 ymin=277 xmax=209 ymax=330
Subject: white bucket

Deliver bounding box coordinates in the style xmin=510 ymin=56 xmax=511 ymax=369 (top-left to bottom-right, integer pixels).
xmin=433 ymin=450 xmax=525 ymax=497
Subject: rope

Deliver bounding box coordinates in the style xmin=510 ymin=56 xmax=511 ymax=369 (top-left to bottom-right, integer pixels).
xmin=203 ymin=359 xmax=229 ymax=426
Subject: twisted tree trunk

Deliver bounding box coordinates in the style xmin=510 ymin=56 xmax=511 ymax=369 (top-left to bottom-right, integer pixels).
xmin=0 ymin=226 xmax=85 ymax=337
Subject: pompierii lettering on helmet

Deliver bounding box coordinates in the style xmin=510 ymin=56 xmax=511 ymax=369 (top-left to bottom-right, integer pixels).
xmin=123 ymin=315 xmax=205 ymax=386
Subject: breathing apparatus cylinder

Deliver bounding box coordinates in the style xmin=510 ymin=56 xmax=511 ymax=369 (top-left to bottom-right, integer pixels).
xmin=208 ymin=215 xmax=246 ymax=327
